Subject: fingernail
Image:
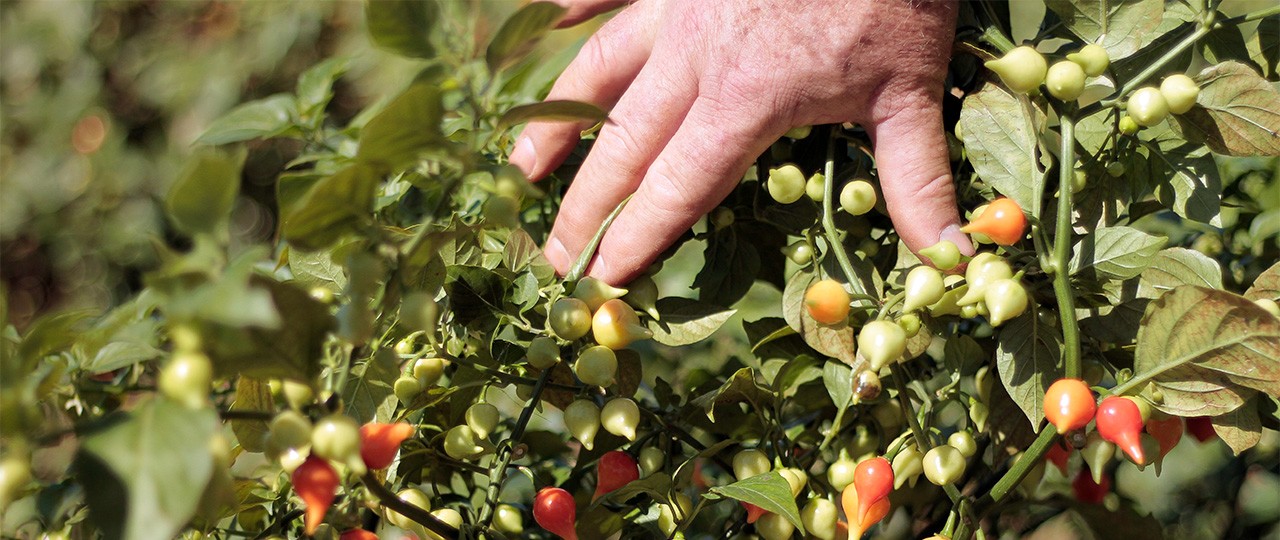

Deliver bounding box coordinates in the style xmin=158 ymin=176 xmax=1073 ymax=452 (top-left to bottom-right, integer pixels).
xmin=940 ymin=224 xmax=977 ymax=256
xmin=544 ymin=236 xmax=570 ymax=274
xmin=509 ymin=136 xmax=538 ymax=179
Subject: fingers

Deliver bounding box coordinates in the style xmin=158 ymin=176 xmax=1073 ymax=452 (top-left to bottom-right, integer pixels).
xmin=551 ymin=0 xmax=631 ymax=27
xmin=543 ymin=60 xmax=698 ymax=277
xmin=509 ymin=5 xmax=654 ymax=180
xmin=588 ymin=96 xmax=780 ymax=285
xmin=870 ymin=93 xmax=975 ymax=258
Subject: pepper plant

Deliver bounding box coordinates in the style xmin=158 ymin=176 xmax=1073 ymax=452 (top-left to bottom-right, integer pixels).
xmin=2 ymin=1 xmax=1279 ymax=539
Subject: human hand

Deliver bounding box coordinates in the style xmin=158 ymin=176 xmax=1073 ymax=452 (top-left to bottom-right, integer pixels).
xmin=510 ymin=0 xmax=973 ymax=285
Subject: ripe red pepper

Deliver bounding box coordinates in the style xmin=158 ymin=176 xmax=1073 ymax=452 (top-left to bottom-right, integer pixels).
xmin=359 ymin=422 xmax=415 ymax=470
xmin=593 ymin=450 xmax=639 ymax=501
xmin=534 ymin=487 xmax=578 ymax=540
xmin=853 ymin=457 xmax=894 ymax=524
xmin=292 ymin=456 xmax=339 ymax=535
xmin=1045 ymin=440 xmax=1071 ymax=475
xmin=1072 ymin=468 xmax=1110 ymax=504
xmin=1187 ymin=416 xmax=1216 ymax=443
xmin=1096 ymin=396 xmax=1146 ymax=464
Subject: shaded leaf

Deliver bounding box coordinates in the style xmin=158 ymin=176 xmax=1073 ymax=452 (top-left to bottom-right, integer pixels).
xmin=1245 ymin=261 xmax=1280 ymax=301
xmin=690 ymin=368 xmax=771 ymax=422
xmin=996 ymin=313 xmax=1064 ymax=428
xmin=485 ymin=2 xmax=566 ymax=71
xmin=498 ymin=100 xmax=606 ymax=129
xmin=1141 ymin=127 xmax=1223 ymax=226
xmin=342 ymin=349 xmax=400 ymax=425
xmin=1132 ymin=286 xmax=1280 ymax=417
xmin=958 ymin=82 xmax=1048 ymax=215
xmin=822 ymin=361 xmax=854 ymax=409
xmin=1172 ymin=61 xmax=1280 ymax=156
xmin=296 ymin=57 xmax=350 ymax=117
xmin=365 ymin=0 xmax=437 ymax=59
xmin=283 ymin=164 xmax=378 ymax=251
xmin=196 ymin=95 xmax=296 ymax=146
xmin=229 ymin=378 xmax=272 ymax=453
xmin=647 ymin=297 xmax=736 ymax=347
xmin=78 ymin=399 xmax=219 ymax=540
xmin=1070 ymin=226 xmax=1166 ymax=280
xmin=198 ymin=277 xmax=335 ymax=381
xmin=1213 ymin=398 xmax=1262 ymax=455
xmin=706 ymin=472 xmax=803 ymax=531
xmin=694 ymin=228 xmax=761 ymax=308
xmin=166 ymin=150 xmax=244 ymax=237
xmin=357 ymin=83 xmax=444 ymax=171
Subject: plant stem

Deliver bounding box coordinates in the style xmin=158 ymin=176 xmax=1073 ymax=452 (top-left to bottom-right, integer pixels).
xmin=1053 ymin=109 xmax=1082 ymax=380
xmin=820 ymin=134 xmax=874 ymax=303
xmin=363 ymin=471 xmax=459 ymax=539
xmin=890 ymin=370 xmax=962 ymax=506
xmin=474 ymin=368 xmax=553 ymax=533
xmin=972 ymin=428 xmax=1057 ymax=512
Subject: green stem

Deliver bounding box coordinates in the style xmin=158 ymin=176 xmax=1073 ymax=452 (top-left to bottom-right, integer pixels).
xmin=891 ymin=370 xmax=963 ymax=505
xmin=363 ymin=471 xmax=459 ymax=539
xmin=565 ymin=194 xmax=632 ymax=284
xmin=475 ymin=369 xmax=554 ymax=533
xmin=973 ymin=428 xmax=1057 ymax=512
xmin=820 ymin=134 xmax=874 ymax=303
xmin=1054 ymin=109 xmax=1082 ymax=380
xmin=1085 ymin=20 xmax=1210 ymax=117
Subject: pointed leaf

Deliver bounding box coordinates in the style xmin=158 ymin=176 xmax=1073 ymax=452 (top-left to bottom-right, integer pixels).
xmin=357 ymin=83 xmax=444 ymax=171
xmin=1129 ymin=286 xmax=1280 ymax=416
xmin=1070 ymin=226 xmax=1166 ymax=280
xmin=1172 ymin=61 xmax=1280 ymax=156
xmin=166 ymin=150 xmax=244 ymax=237
xmin=1138 ymin=247 xmax=1223 ymax=299
xmin=996 ymin=313 xmax=1064 ymax=428
xmin=1245 ymin=261 xmax=1280 ymax=301
xmin=1044 ymin=0 xmax=1165 ymax=59
xmin=78 ymin=399 xmax=220 ymax=540
xmin=498 ymin=100 xmax=606 ymax=129
xmin=958 ymin=82 xmax=1049 ymax=216
xmin=707 ymin=472 xmax=803 ymax=531
xmin=647 ymin=297 xmax=736 ymax=347
xmin=283 ymin=164 xmax=378 ymax=251
xmin=365 ymin=0 xmax=437 ymax=59
xmin=196 ymin=95 xmax=297 ymax=145
xmin=486 ymin=2 xmax=566 ymax=71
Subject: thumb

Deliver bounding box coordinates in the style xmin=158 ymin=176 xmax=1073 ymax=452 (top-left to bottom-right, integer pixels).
xmin=870 ymin=95 xmax=975 ymax=260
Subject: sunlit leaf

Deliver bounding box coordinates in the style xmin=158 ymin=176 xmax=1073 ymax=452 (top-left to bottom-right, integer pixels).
xmin=958 ymin=82 xmax=1049 ymax=216
xmin=1138 ymin=247 xmax=1223 ymax=299
xmin=485 ymin=2 xmax=566 ymax=72
xmin=166 ymin=150 xmax=244 ymax=238
xmin=1133 ymin=286 xmax=1280 ymax=417
xmin=647 ymin=298 xmax=736 ymax=347
xmin=1173 ymin=61 xmax=1280 ymax=156
xmin=706 ymin=472 xmax=803 ymax=531
xmin=357 ymin=83 xmax=445 ymax=171
xmin=996 ymin=313 xmax=1063 ymax=428
xmin=498 ymin=100 xmax=606 ymax=129
xmin=365 ymin=0 xmax=437 ymax=59
xmin=1070 ymin=226 xmax=1166 ymax=280
xmin=196 ymin=95 xmax=296 ymax=145
xmin=1044 ymin=0 xmax=1165 ymax=59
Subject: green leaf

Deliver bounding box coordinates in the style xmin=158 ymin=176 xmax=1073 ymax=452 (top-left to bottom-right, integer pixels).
xmin=646 ymin=297 xmax=737 ymax=347
xmin=1132 ymin=286 xmax=1280 ymax=417
xmin=283 ymin=164 xmax=378 ymax=251
xmin=365 ymin=0 xmax=437 ymax=59
xmin=996 ymin=313 xmax=1064 ymax=428
xmin=693 ymin=228 xmax=761 ymax=308
xmin=1212 ymin=398 xmax=1261 ymax=455
xmin=706 ymin=472 xmax=803 ymax=531
xmin=1044 ymin=0 xmax=1165 ymax=60
xmin=1245 ymin=261 xmax=1280 ymax=301
xmin=196 ymin=95 xmax=297 ymax=145
xmin=1245 ymin=20 xmax=1279 ymax=80
xmin=1080 ymin=298 xmax=1151 ymax=344
xmin=690 ymin=368 xmax=771 ymax=422
xmin=1141 ymin=135 xmax=1222 ymax=226
xmin=1172 ymin=61 xmax=1280 ymax=156
xmin=485 ymin=2 xmax=567 ymax=72
xmin=165 ymin=150 xmax=244 ymax=237
xmin=781 ymin=269 xmax=857 ymax=366
xmin=296 ymin=57 xmax=350 ymax=118
xmin=342 ymin=349 xmax=400 ymax=424
xmin=198 ymin=277 xmax=335 ymax=381
xmin=356 ymin=83 xmax=444 ymax=171
xmin=958 ymin=82 xmax=1049 ymax=216
xmin=501 ymin=229 xmax=540 ymax=273
xmin=1070 ymin=225 xmax=1166 ymax=280
xmin=497 ymin=100 xmax=606 ymax=129
xmin=1137 ymin=247 xmax=1223 ymax=299
xmin=78 ymin=398 xmax=220 ymax=540
xmin=822 ymin=361 xmax=854 ymax=409
xmin=229 ymin=378 xmax=272 ymax=453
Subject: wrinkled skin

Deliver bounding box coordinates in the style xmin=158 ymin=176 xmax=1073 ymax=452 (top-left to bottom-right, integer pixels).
xmin=511 ymin=0 xmax=970 ymax=284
